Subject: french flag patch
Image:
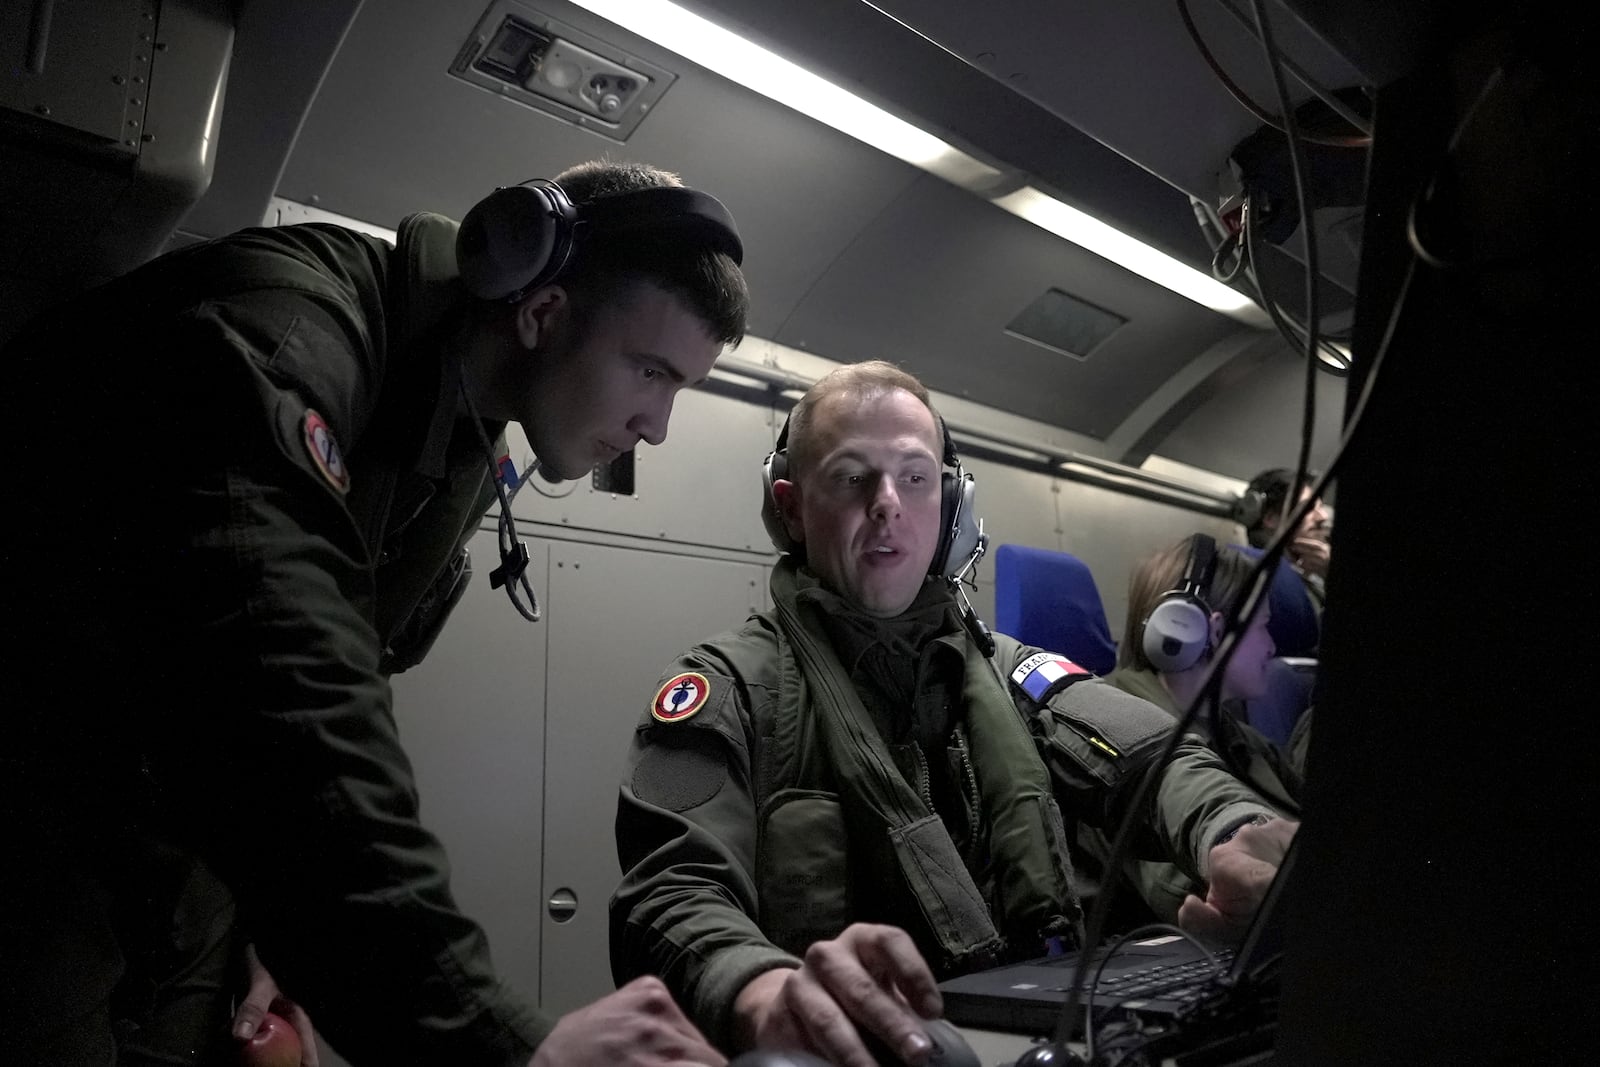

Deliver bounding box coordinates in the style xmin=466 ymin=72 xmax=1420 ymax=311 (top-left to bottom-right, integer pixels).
xmin=1010 ymin=652 xmax=1091 ymax=702
xmin=496 ymin=453 xmax=521 ymax=489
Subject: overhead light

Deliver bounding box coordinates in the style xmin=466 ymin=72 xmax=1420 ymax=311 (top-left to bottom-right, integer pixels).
xmin=566 ymin=0 xmax=1000 ymax=190
xmin=994 ymin=188 xmax=1269 ymax=325
xmin=572 ymin=0 xmax=1266 ymax=324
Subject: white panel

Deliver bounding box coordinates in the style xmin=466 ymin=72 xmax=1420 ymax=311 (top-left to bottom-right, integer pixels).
xmin=539 ymin=542 xmax=767 ymax=1016
xmin=959 ymin=454 xmax=1062 ymax=627
xmin=1055 ymin=482 xmax=1237 ymax=641
xmin=389 ymin=530 xmax=551 ymax=1005
xmin=507 ymin=387 xmax=780 ymax=554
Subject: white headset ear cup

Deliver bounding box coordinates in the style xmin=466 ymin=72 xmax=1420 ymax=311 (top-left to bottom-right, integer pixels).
xmin=1142 ymin=597 xmax=1211 ymax=672
xmin=456 ymin=183 xmax=572 ymax=300
xmin=761 ymin=450 xmax=797 ymax=555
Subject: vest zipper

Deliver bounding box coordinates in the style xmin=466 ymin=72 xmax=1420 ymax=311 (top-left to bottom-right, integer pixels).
xmin=911 ymin=742 xmax=934 ymax=813
xmin=953 ymin=726 xmax=981 ymax=846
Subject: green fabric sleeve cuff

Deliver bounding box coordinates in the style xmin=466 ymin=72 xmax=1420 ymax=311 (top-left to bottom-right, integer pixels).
xmin=691 ymin=945 xmax=803 ymax=1052
xmin=1197 ymin=803 xmax=1277 ymax=877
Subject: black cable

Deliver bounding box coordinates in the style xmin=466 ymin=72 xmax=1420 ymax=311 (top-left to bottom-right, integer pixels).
xmin=1211 ymin=228 xmax=1247 ymax=284
xmin=1405 ymin=66 xmax=1513 ymax=272
xmin=1243 ymin=198 xmax=1349 ymax=376
xmin=460 ymin=372 xmax=542 ymax=623
xmin=1048 ymin=44 xmax=1431 ymax=1064
xmin=1248 ymin=0 xmax=1320 ymax=540
xmin=1084 ymin=923 xmax=1228 ymax=1061
xmin=1175 ymin=0 xmax=1369 ymax=148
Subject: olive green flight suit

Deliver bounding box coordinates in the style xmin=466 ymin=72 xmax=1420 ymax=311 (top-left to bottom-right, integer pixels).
xmin=611 ymin=565 xmax=1280 ymax=1048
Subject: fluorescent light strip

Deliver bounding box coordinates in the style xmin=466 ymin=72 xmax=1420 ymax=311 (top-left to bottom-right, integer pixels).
xmin=567 ymin=0 xmax=999 ymax=189
xmin=995 ymin=188 xmax=1269 ymax=323
xmin=572 ymin=0 xmax=1265 ymax=324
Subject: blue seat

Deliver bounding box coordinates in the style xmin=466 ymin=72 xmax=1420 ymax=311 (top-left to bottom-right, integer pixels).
xmin=1232 ymin=544 xmax=1320 ymax=658
xmin=993 ymin=544 xmax=1118 ymax=676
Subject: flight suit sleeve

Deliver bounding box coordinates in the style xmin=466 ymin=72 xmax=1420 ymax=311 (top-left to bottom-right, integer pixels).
xmin=1009 ymin=655 xmax=1283 ymax=886
xmin=611 ymin=655 xmax=801 ymax=1050
xmin=159 ymin=302 xmax=549 ymax=1066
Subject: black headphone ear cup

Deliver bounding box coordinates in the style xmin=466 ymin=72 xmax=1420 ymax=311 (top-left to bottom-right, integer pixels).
xmin=456 ymin=181 xmax=577 ymax=300
xmin=761 ymin=449 xmax=798 ymax=556
xmin=933 ymin=472 xmax=982 ymax=579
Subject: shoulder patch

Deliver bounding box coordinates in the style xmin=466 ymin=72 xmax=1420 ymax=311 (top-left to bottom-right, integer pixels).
xmin=1010 ymin=652 xmax=1092 ymax=703
xmin=302 ymin=409 xmax=349 ymax=494
xmin=652 ymin=671 xmax=713 ymax=723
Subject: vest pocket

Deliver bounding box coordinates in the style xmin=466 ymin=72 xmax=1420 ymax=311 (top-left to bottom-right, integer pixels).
xmin=757 ymin=790 xmax=852 ymax=956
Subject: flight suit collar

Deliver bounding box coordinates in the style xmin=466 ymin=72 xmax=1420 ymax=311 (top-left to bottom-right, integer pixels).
xmin=391 ymin=211 xmax=493 ymax=480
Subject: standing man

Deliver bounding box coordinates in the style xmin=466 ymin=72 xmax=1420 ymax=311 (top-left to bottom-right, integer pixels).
xmin=612 ymin=361 xmax=1292 ymax=1067
xmin=1 ymin=160 xmax=746 ymax=1066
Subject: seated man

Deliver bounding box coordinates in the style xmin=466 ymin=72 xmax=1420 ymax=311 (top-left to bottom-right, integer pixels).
xmin=611 ymin=361 xmax=1292 ymax=1066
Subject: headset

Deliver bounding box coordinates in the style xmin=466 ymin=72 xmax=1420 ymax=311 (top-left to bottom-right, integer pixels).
xmin=455 ymin=178 xmax=744 ymax=301
xmin=454 ymin=176 xmax=743 ymax=623
xmin=759 ymin=409 xmax=984 ymax=582
xmin=1141 ymin=533 xmax=1220 ymax=672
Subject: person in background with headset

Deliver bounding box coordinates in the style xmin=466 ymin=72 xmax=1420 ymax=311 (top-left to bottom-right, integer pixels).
xmin=0 ymin=160 xmax=746 ymax=1066
xmin=610 ymin=361 xmax=1293 ymax=1067
xmin=1076 ymin=534 xmax=1306 ymax=928
xmin=1242 ymin=467 xmax=1333 ymax=656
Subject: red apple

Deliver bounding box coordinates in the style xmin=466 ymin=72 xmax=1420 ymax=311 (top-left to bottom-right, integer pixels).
xmin=239 ymin=1011 xmax=302 ymax=1067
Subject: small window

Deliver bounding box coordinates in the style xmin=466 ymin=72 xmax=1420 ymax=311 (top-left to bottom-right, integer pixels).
xmin=1005 ymin=288 xmax=1127 ymax=361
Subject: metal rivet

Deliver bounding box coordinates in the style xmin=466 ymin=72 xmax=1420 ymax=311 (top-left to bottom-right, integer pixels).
xmin=34 ymin=104 xmax=50 ymax=115
xmin=140 ymin=133 xmax=154 ymax=142
xmin=129 ymin=98 xmax=142 ymax=106
xmin=113 ymin=75 xmax=127 ymax=85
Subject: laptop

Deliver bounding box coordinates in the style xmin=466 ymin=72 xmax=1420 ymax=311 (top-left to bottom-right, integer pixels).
xmin=939 ymin=836 xmax=1296 ymax=1038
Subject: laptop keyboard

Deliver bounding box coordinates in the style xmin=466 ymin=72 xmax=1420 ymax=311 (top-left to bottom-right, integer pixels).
xmin=1042 ymin=949 xmax=1235 ymax=1000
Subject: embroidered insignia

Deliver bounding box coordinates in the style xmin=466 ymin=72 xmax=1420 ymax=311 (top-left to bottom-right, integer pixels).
xmin=1010 ymin=652 xmax=1091 ymax=703
xmin=302 ymin=409 xmax=349 ymax=494
xmin=652 ymin=672 xmax=712 ymax=723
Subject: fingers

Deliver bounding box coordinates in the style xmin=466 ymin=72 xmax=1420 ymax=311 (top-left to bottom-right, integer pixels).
xmin=795 ymin=926 xmax=936 ymax=1067
xmin=846 ymin=924 xmax=943 ymax=1018
xmin=233 ymin=943 xmax=279 ymax=1039
xmin=275 ymin=998 xmax=320 ymax=1067
xmin=1177 ymin=893 xmax=1236 ymax=942
xmin=781 ymin=968 xmax=882 ymax=1067
xmin=612 ymin=977 xmax=729 ymax=1067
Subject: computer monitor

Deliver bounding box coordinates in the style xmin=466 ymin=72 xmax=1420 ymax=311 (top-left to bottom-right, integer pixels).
xmin=1271 ymin=14 xmax=1585 ymax=1064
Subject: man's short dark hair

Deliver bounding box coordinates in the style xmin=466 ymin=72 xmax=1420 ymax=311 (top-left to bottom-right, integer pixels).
xmin=1245 ymin=467 xmax=1318 ymax=548
xmin=554 ymin=160 xmax=748 ymax=347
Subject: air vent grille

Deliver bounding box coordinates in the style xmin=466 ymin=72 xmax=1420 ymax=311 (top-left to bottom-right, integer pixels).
xmin=1005 ymin=288 xmax=1126 ymax=361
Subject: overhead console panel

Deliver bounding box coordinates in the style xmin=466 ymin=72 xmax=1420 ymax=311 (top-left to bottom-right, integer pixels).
xmin=452 ymin=1 xmax=674 ymax=141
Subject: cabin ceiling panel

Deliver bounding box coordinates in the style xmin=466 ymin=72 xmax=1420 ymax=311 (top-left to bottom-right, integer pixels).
xmin=774 ymin=174 xmax=1239 ymax=439
xmin=275 ymin=0 xmax=921 ymax=341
